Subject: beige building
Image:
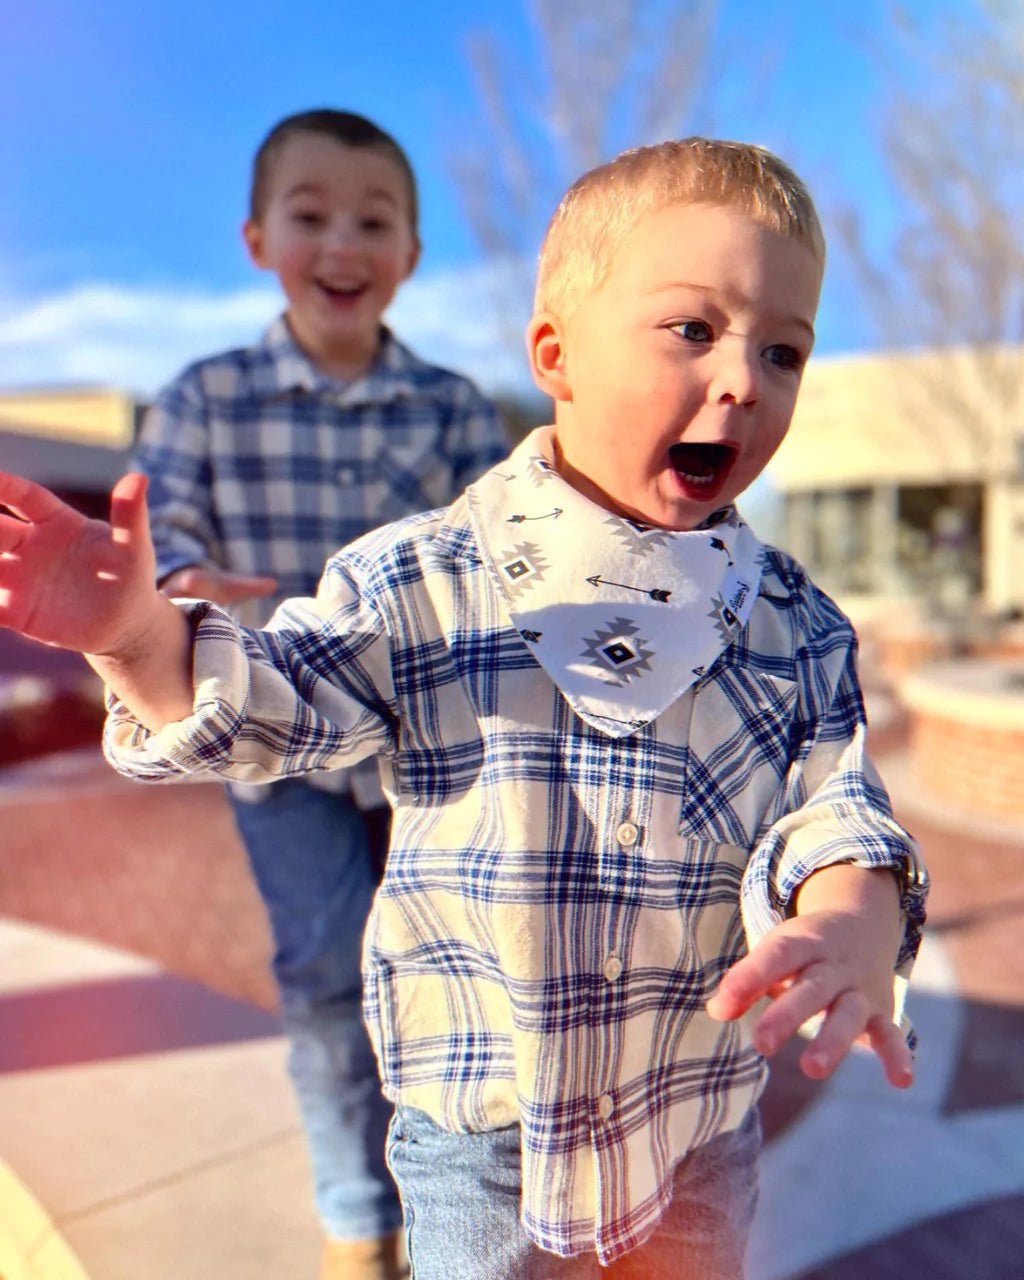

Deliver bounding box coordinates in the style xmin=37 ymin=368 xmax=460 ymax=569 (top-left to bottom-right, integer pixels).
xmin=0 ymin=386 xmax=138 ymax=515
xmin=769 ymin=345 xmax=1024 ymax=614
xmin=2 ymin=372 xmax=1022 ymax=612
xmin=0 ymin=386 xmax=136 ymax=448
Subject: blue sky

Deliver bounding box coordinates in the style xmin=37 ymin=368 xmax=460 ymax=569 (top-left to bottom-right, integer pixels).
xmin=0 ymin=0 xmax=964 ymax=398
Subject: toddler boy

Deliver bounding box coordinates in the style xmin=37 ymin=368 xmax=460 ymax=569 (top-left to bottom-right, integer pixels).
xmin=121 ymin=108 xmax=507 ymax=1279
xmin=0 ymin=137 xmax=927 ymax=1280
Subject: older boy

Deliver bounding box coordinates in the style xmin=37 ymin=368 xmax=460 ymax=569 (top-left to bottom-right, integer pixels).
xmin=0 ymin=138 xmax=927 ymax=1279
xmin=112 ymin=108 xmax=507 ymax=1280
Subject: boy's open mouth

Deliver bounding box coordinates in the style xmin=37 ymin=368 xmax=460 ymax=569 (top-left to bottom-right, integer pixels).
xmin=317 ymin=280 xmax=368 ymax=303
xmin=667 ymin=442 xmax=737 ymax=501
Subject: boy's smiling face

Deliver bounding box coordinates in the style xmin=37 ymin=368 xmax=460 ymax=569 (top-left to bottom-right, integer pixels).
xmin=529 ymin=202 xmax=822 ymax=531
xmin=244 ymin=132 xmax=420 ymax=379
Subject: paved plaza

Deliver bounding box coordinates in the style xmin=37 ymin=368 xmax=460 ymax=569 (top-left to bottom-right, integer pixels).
xmin=1 ymin=648 xmax=1022 ymax=1279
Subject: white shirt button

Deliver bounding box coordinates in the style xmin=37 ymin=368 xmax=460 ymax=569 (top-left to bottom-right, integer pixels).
xmin=603 ymin=955 xmax=623 ymax=982
xmin=337 ymin=466 xmax=356 ymax=485
xmin=597 ymin=1093 xmax=614 ymax=1121
xmin=616 ymin=821 xmax=639 ymax=847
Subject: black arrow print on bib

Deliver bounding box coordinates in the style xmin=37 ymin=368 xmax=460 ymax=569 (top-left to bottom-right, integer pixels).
xmin=507 ymin=508 xmax=563 ymax=524
xmin=709 ymin=537 xmax=734 ymax=566
xmin=586 ymin=574 xmax=672 ymax=603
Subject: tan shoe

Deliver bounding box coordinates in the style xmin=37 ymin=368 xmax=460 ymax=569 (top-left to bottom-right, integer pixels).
xmin=320 ymin=1231 xmax=408 ymax=1280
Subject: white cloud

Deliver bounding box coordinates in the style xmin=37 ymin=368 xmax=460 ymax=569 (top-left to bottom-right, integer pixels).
xmin=389 ymin=257 xmax=534 ymax=392
xmin=0 ymin=283 xmax=280 ymax=395
xmin=0 ymin=259 xmax=536 ymax=399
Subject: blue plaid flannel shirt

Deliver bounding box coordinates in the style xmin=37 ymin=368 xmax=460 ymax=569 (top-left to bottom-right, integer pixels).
xmin=104 ymin=489 xmax=928 ymax=1264
xmin=132 ymin=314 xmax=507 ymax=802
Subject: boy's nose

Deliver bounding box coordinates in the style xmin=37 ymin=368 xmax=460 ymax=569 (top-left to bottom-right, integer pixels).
xmin=322 ymin=220 xmax=361 ymax=254
xmin=709 ymin=346 xmax=759 ymax=408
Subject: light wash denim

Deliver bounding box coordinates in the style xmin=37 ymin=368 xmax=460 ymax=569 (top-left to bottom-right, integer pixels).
xmin=230 ymin=778 xmax=401 ymax=1241
xmin=386 ymin=1105 xmax=761 ymax=1279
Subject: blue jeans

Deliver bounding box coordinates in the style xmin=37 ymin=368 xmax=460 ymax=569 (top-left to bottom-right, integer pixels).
xmin=386 ymin=1107 xmax=761 ymax=1279
xmin=229 ymin=779 xmax=401 ymax=1241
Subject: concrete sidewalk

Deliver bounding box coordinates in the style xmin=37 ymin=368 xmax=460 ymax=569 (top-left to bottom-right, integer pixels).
xmin=0 ymin=918 xmax=317 ymax=1280
xmin=0 ymin=751 xmax=319 ymax=1280
xmin=2 ymin=721 xmax=1023 ymax=1278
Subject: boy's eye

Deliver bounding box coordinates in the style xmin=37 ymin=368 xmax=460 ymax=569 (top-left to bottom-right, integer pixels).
xmin=673 ymin=319 xmax=713 ymax=343
xmin=764 ymin=344 xmax=804 ymax=372
xmin=361 ymin=217 xmax=392 ymax=233
xmin=292 ymin=210 xmax=324 ymax=227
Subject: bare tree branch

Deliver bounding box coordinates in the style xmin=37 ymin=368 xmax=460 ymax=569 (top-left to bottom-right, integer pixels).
xmin=448 ymin=0 xmax=723 ymax=370
xmin=841 ymin=0 xmax=1024 ymax=475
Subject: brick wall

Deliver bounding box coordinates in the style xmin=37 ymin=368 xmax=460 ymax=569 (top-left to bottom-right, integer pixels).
xmin=901 ymin=661 xmax=1024 ymax=823
xmin=874 ymin=625 xmax=1024 ymax=682
xmin=877 ymin=631 xmax=953 ymax=681
xmin=909 ymin=710 xmax=1024 ymax=822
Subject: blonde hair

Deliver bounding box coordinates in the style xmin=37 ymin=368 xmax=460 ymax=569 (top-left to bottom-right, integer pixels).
xmin=535 ymin=137 xmax=825 ymax=319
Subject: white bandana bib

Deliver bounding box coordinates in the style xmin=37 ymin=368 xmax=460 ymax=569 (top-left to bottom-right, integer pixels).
xmin=466 ymin=427 xmax=765 ymax=737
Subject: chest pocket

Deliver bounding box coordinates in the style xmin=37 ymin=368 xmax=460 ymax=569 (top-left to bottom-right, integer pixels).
xmin=680 ymin=666 xmax=798 ymax=847
xmin=373 ymin=421 xmax=451 ymax=518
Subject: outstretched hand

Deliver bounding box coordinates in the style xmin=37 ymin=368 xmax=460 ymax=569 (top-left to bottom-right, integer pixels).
xmin=707 ymin=866 xmax=912 ymax=1089
xmin=0 ymin=471 xmax=160 ymax=657
xmin=161 ymin=565 xmax=278 ymax=607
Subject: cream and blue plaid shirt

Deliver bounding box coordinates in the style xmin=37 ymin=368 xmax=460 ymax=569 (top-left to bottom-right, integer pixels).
xmin=133 ymin=314 xmax=507 ymax=804
xmin=105 ymin=440 xmax=927 ymax=1263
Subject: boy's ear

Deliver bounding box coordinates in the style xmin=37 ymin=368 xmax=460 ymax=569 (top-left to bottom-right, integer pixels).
xmin=525 ymin=312 xmax=572 ymax=402
xmin=403 ymin=236 xmax=422 ymax=281
xmin=242 ymin=219 xmax=267 ymax=269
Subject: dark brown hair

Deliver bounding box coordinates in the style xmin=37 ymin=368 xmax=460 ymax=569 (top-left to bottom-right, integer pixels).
xmin=249 ymin=109 xmax=419 ymax=232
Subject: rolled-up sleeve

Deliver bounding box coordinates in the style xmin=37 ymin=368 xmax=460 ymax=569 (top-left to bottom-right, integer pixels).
xmin=103 ymin=554 xmax=398 ymax=785
xmin=739 ymin=637 xmax=928 ymax=986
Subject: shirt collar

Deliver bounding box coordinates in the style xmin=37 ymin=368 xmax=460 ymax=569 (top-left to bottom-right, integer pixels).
xmin=756 ymin=549 xmax=799 ymax=602
xmin=253 ymin=315 xmax=425 ymax=405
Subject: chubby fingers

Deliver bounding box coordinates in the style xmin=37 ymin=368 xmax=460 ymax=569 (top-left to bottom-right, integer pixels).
xmin=0 ymin=471 xmax=72 ymax=524
xmin=796 ymin=999 xmax=912 ymax=1087
xmin=706 ymin=928 xmax=820 ymax=1025
xmin=0 ymin=509 xmax=29 ymax=555
xmin=108 ymin=473 xmax=150 ymax=547
xmin=792 ymin=987 xmax=871 ymax=1078
xmin=707 ymin=930 xmax=912 ymax=1088
xmin=161 ymin=567 xmax=278 ymax=605
xmin=707 ymin=929 xmax=857 ymax=1059
xmin=864 ymin=1015 xmax=915 ymax=1089
xmin=233 ymin=573 xmax=279 ymax=601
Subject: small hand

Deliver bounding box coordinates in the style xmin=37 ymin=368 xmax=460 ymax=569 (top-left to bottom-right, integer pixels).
xmin=161 ymin=565 xmax=278 ymax=607
xmin=0 ymin=471 xmax=162 ymax=657
xmin=707 ymin=871 xmax=912 ymax=1089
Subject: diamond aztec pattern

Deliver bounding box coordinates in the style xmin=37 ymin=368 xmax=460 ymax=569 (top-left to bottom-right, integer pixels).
xmin=465 ymin=428 xmax=764 ymax=732
xmin=498 ymin=541 xmax=549 ymax=596
xmin=579 ymin=617 xmax=656 ymax=686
